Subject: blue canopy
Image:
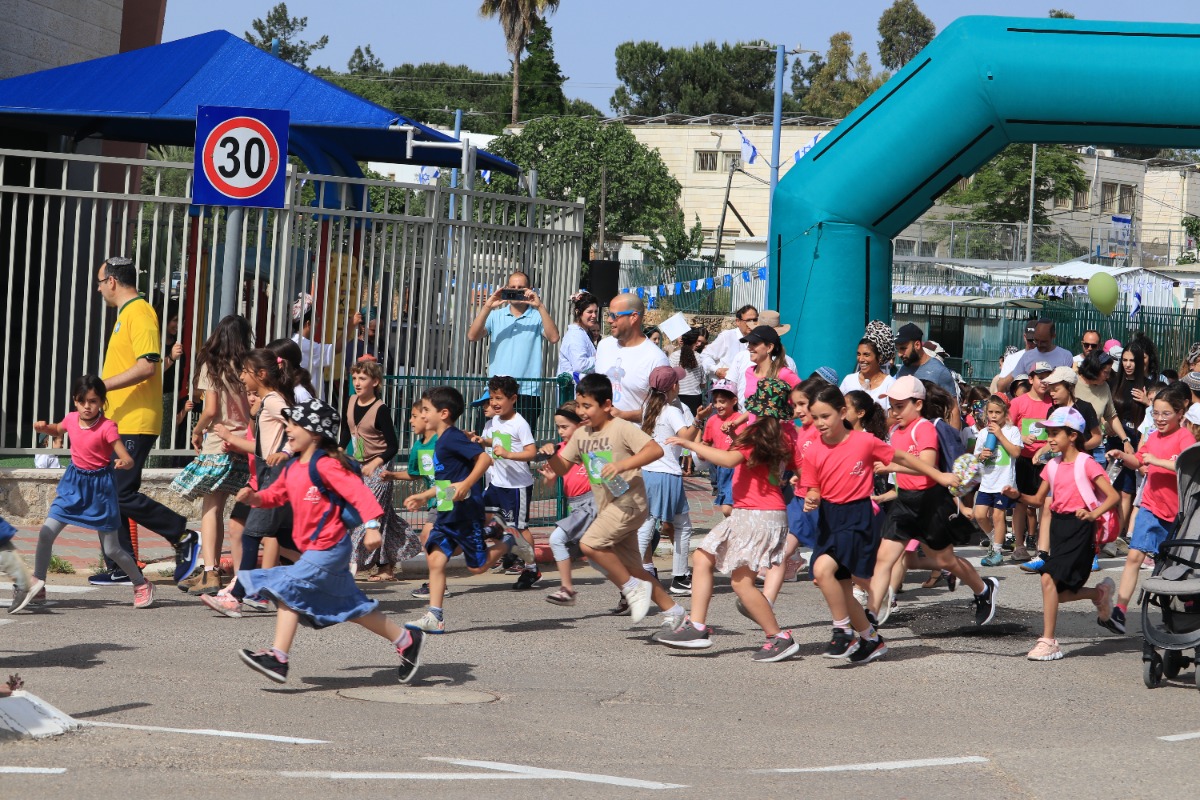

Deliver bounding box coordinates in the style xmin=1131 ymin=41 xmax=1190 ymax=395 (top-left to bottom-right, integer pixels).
xmin=0 ymin=30 xmax=519 ymax=179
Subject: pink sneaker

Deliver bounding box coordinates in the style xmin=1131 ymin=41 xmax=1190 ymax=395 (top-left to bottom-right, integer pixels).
xmin=200 ymin=592 xmax=242 ymax=618
xmin=1093 ymin=577 xmax=1115 ymax=623
xmin=133 ymin=581 xmax=155 ymax=609
xmin=1027 ymin=637 xmax=1063 ymax=661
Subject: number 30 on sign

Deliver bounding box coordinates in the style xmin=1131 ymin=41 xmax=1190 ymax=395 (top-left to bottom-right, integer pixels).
xmin=193 ymin=106 xmax=290 ymax=209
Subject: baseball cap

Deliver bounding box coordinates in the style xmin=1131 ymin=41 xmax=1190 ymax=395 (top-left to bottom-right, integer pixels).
xmin=886 ymin=375 xmax=926 ymax=401
xmin=740 ymin=325 xmax=781 ymax=347
xmin=648 ymin=365 xmax=685 ymax=393
xmin=1186 ymin=403 xmax=1200 ymax=426
xmin=1042 ymin=366 xmax=1078 ymax=385
xmin=1024 ymin=323 xmax=1037 ymax=340
xmin=1104 ymin=338 xmax=1123 ymax=358
xmin=710 ymin=379 xmax=737 ymax=397
xmin=1044 ymin=406 xmax=1085 ymax=433
xmin=895 ymin=323 xmax=923 ymax=344
xmin=1030 ymin=361 xmax=1054 ymax=375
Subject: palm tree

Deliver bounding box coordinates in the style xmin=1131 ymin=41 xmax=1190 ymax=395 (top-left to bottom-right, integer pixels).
xmin=479 ymin=0 xmax=560 ymax=124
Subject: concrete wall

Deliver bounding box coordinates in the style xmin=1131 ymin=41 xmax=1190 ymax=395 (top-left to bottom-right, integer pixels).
xmin=0 ymin=468 xmax=199 ymax=524
xmin=0 ymin=0 xmax=123 ymax=79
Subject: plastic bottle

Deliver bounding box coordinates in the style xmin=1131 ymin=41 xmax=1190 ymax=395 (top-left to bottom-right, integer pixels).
xmin=983 ymin=431 xmax=997 ymax=451
xmin=588 ymin=452 xmax=629 ymax=497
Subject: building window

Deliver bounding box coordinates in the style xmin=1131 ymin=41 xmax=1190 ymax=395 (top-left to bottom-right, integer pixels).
xmin=1074 ymin=181 xmax=1091 ymax=211
xmin=1054 ymin=190 xmax=1071 ymax=210
xmin=721 ymin=152 xmax=741 ymax=172
xmin=695 ymin=151 xmax=718 ymax=172
xmin=1101 ymin=182 xmax=1117 ymax=213
xmin=1119 ymin=184 xmax=1135 ymax=214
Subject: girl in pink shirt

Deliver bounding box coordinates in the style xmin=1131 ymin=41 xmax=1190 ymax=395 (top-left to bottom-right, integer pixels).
xmin=202 ymin=399 xmax=425 ymax=686
xmin=29 ymin=376 xmax=150 ymax=610
xmin=1006 ymin=406 xmax=1120 ymax=661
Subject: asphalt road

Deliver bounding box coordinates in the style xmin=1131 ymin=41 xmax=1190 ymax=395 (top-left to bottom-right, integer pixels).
xmin=0 ymin=548 xmax=1193 ymax=799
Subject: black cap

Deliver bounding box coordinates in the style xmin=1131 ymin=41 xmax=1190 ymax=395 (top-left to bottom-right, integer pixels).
xmin=895 ymin=323 xmax=923 ymax=344
xmin=740 ymin=325 xmax=781 ymax=347
xmin=1024 ymin=323 xmax=1037 ymax=338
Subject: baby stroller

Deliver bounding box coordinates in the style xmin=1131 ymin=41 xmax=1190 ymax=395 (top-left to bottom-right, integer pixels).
xmin=1140 ymin=443 xmax=1200 ymax=689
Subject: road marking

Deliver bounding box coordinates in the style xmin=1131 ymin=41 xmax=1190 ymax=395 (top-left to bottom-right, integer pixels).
xmin=760 ymin=756 xmax=989 ymax=773
xmin=0 ymin=619 xmax=12 ymax=625
xmin=1159 ymin=731 xmax=1200 ymax=742
xmin=85 ymin=721 xmax=328 ymax=744
xmin=427 ymin=757 xmax=687 ymax=789
xmin=0 ymin=766 xmax=66 ymax=774
xmin=0 ymin=583 xmax=96 ymax=595
xmin=280 ymin=771 xmax=536 ymax=781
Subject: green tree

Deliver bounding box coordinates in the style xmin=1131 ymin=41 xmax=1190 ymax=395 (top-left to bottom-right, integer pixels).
xmin=1048 ymin=9 xmax=1075 ymax=18
xmin=943 ymin=144 xmax=1088 ymax=225
xmin=518 ymin=18 xmax=567 ymax=119
xmin=245 ymin=2 xmax=328 ymax=69
xmin=481 ymin=116 xmax=680 ymax=244
xmin=565 ymin=97 xmax=603 ymax=117
xmin=637 ymin=210 xmax=704 ymax=267
xmin=479 ymin=0 xmax=561 ymax=124
xmin=610 ymin=40 xmax=776 ymax=116
xmin=804 ymin=33 xmax=888 ymax=118
xmin=877 ymin=0 xmax=936 ymax=71
xmin=610 ymin=41 xmax=670 ymax=115
xmin=347 ymin=44 xmax=383 ymax=75
xmin=789 ymin=52 xmax=826 ymax=111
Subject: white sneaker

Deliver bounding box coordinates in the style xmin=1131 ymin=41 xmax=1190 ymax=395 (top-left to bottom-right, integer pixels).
xmin=10 ymin=576 xmax=43 ymax=615
xmin=658 ymin=610 xmax=687 ymax=634
xmin=404 ymin=610 xmax=446 ymax=634
xmin=875 ymin=586 xmax=895 ymax=626
xmin=853 ymin=586 xmax=870 ymax=607
xmin=623 ymin=579 xmax=653 ymax=624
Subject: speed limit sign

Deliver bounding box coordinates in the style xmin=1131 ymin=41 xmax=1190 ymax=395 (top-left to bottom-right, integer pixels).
xmin=193 ymin=106 xmax=290 ymax=208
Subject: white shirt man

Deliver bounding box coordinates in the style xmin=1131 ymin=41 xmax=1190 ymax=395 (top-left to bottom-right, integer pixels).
xmin=699 ymin=305 xmax=758 ymax=379
xmin=593 ymin=294 xmax=668 ymax=420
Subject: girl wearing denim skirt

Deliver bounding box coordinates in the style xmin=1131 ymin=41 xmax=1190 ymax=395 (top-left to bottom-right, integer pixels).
xmin=170 ymin=315 xmax=252 ymax=595
xmin=29 ymin=375 xmax=154 ymax=609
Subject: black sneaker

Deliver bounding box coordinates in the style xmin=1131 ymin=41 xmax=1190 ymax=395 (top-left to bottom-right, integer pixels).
xmin=1001 ymin=534 xmax=1015 ymax=552
xmin=410 ymin=582 xmax=450 ymax=600
xmin=504 ymin=558 xmax=527 ymax=576
xmin=397 ymin=629 xmax=424 ymax=684
xmin=238 ymin=648 xmax=288 ymax=683
xmin=944 ymin=570 xmax=958 ymax=592
xmin=513 ymin=568 xmax=541 ymax=590
xmin=848 ymin=634 xmax=888 ymax=664
xmin=1102 ymin=606 xmax=1127 ymax=635
xmin=974 ymin=576 xmax=999 ymax=625
xmin=823 ymin=628 xmax=857 ymax=659
xmin=611 ymin=594 xmax=631 ymax=615
xmin=492 ymin=554 xmax=516 ymax=574
xmin=88 ymin=569 xmax=132 ymax=586
xmin=669 ymin=576 xmax=692 ymax=596
xmin=866 ymin=610 xmax=879 ymax=629
xmin=172 ymin=530 xmax=201 ymax=583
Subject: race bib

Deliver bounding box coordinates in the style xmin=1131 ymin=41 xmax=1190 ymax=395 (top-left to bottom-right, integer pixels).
xmin=490 ymin=431 xmax=513 ymax=459
xmin=585 ymin=450 xmax=614 ymax=486
xmin=1022 ymin=419 xmax=1047 ymax=441
xmin=434 ymin=480 xmax=454 ymax=511
xmin=418 ymin=451 xmax=435 ymax=478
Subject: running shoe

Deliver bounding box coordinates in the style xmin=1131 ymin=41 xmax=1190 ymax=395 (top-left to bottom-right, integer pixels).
xmin=133 ymin=581 xmax=155 ymax=609
xmin=172 ymin=530 xmax=201 ymax=583
xmin=1092 ymin=554 xmax=1101 ymax=572
xmin=1001 ymin=534 xmax=1015 ymax=552
xmin=1010 ymin=548 xmax=1032 ymax=564
xmin=410 ymin=583 xmax=451 ymax=600
xmin=1102 ymin=605 xmax=1127 ymax=635
xmin=1142 ymin=556 xmax=1156 ymax=571
xmin=622 ymin=579 xmax=653 ymax=624
xmin=545 ymin=587 xmax=577 ymax=606
xmin=1094 ymin=577 xmax=1115 ymax=628
xmin=89 ymin=569 xmax=132 ymax=586
xmin=823 ymin=628 xmax=857 ymax=659
xmin=654 ymin=619 xmax=713 ymax=649
xmin=397 ymin=629 xmax=424 ymax=684
xmin=848 ymin=634 xmax=888 ymax=664
xmin=239 ymin=648 xmax=288 ymax=682
xmin=875 ymin=587 xmax=895 ymax=627
xmin=9 ymin=577 xmax=44 ymax=614
xmin=610 ymin=594 xmax=631 ymax=616
xmin=504 ymin=558 xmax=527 ymax=576
xmin=1114 ymin=537 xmax=1131 ymax=556
xmin=513 ymin=568 xmax=542 ymax=590
xmin=200 ymin=592 xmax=243 ymax=618
xmin=981 ymin=548 xmax=1004 ymax=568
xmin=852 ymin=586 xmax=869 ymax=607
xmin=974 ymin=576 xmax=1000 ymax=625
xmin=669 ymin=576 xmax=692 ymax=596
xmin=944 ymin=570 xmax=958 ymax=592
xmin=1026 ymin=637 xmax=1062 ymax=661
xmin=404 ymin=611 xmax=446 ymax=634
xmin=1020 ymin=555 xmax=1046 ymax=573
xmin=241 ymin=594 xmax=273 ymax=612
xmin=752 ymin=634 xmax=800 ymax=663
xmin=658 ymin=610 xmax=687 ymax=635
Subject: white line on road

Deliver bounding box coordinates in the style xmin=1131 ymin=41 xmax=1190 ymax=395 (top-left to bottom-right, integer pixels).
xmin=0 ymin=766 xmax=66 ymax=774
xmin=85 ymin=721 xmax=328 ymax=745
xmin=1159 ymin=731 xmax=1200 ymax=742
xmin=0 ymin=583 xmax=95 ymax=594
xmin=280 ymin=771 xmax=536 ymax=781
xmin=427 ymin=757 xmax=687 ymax=789
xmin=760 ymin=756 xmax=989 ymax=773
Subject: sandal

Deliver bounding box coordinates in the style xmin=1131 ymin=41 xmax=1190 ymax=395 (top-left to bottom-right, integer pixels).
xmin=921 ymin=571 xmax=944 ymax=589
xmin=546 ymin=587 xmax=577 ymax=606
xmin=368 ymin=571 xmax=397 ymax=582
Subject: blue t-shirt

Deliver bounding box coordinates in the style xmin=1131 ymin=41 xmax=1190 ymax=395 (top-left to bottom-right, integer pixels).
xmin=897 ymin=357 xmax=959 ymax=400
xmin=485 ymin=305 xmax=544 ymax=395
xmin=433 ymin=426 xmax=485 ymax=524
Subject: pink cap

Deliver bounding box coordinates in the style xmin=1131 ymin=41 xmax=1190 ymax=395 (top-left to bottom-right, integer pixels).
xmin=886 ymin=375 xmax=926 ymax=401
xmin=648 ymin=365 xmax=685 ymax=393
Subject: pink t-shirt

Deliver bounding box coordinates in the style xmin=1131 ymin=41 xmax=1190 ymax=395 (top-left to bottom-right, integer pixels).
xmin=792 ymin=423 xmax=820 ymax=471
xmin=800 ymin=430 xmax=894 ymax=504
xmin=743 ymin=366 xmax=801 ymax=404
xmin=557 ymin=441 xmax=591 ymax=499
xmin=257 ymin=455 xmax=384 ymax=552
xmin=892 ymin=418 xmax=938 ymax=491
xmin=1048 ymin=454 xmax=1108 ymax=515
xmin=63 ymin=412 xmax=120 ymax=470
xmin=703 ymin=413 xmax=736 ymax=450
xmin=731 ymin=425 xmax=799 ymax=510
xmin=1009 ymin=393 xmax=1053 ymax=459
xmin=1140 ymin=427 xmax=1196 ymax=520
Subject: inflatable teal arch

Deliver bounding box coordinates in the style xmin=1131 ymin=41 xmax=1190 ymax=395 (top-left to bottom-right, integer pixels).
xmin=773 ymin=15 xmax=1200 ymax=375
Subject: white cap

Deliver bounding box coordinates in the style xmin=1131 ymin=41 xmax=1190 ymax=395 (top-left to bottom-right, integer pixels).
xmin=1186 ymin=403 xmax=1200 ymax=426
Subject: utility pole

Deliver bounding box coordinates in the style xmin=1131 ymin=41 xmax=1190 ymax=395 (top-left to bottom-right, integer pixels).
xmin=1025 ymin=143 xmax=1038 ymax=263
xmin=713 ymin=158 xmax=736 ymax=265
xmin=597 ymin=164 xmax=607 ymax=258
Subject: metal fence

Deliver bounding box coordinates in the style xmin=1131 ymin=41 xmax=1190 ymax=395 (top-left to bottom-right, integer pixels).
xmin=1043 ymin=298 xmax=1200 ymax=375
xmin=0 ymin=147 xmax=583 ymax=457
xmin=618 ymin=260 xmax=766 ymax=314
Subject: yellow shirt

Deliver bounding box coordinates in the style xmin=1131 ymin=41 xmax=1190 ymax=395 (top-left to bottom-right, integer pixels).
xmin=102 ymin=297 xmax=163 ymax=435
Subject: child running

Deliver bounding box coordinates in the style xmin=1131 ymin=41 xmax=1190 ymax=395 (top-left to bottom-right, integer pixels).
xmin=1010 ymin=362 xmax=1055 ymax=571
xmin=30 ymin=375 xmax=149 ymax=609
xmin=545 ymin=373 xmax=687 ymax=629
xmin=540 ymin=402 xmax=597 ymax=605
xmin=209 ymin=399 xmax=424 ymax=684
xmin=975 ymin=395 xmax=1022 ymax=567
xmin=1104 ymin=381 xmax=1196 ymax=634
xmin=801 ymin=385 xmax=961 ymax=662
xmin=702 ymin=379 xmax=740 ymax=518
xmin=654 ymin=378 xmax=800 ymax=661
xmin=1004 ymin=407 xmax=1120 ymax=660
xmin=382 ymin=401 xmax=440 ymax=600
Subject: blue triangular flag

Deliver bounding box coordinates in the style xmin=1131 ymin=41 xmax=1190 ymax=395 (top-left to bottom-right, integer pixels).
xmin=722 ymin=275 xmax=732 ymax=287
xmin=705 ymin=277 xmax=714 ymax=290
xmin=756 ymin=267 xmax=767 ymax=280
xmin=741 ymin=271 xmax=750 ymax=283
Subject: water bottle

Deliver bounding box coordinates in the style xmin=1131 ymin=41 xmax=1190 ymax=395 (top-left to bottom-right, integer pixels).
xmin=983 ymin=431 xmax=997 ymax=451
xmin=588 ymin=452 xmax=629 ymax=497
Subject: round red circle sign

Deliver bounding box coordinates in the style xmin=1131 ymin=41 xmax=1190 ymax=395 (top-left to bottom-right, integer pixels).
xmin=201 ymin=116 xmax=281 ymax=199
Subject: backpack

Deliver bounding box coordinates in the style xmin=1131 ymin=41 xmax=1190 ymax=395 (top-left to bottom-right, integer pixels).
xmin=1043 ymin=456 xmax=1121 ymax=548
xmin=284 ymin=451 xmax=365 ymax=543
xmin=914 ymin=417 xmax=966 ymax=473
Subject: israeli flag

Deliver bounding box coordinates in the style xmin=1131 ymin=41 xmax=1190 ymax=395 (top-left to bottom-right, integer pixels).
xmin=736 ymin=128 xmax=758 ymax=166
xmin=418 ymin=166 xmax=441 ymax=185
xmin=1130 ymin=291 xmax=1142 ymax=319
xmin=481 ymin=169 xmax=492 ymax=185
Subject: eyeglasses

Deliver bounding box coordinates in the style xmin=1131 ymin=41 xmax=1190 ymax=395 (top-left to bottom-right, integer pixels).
xmin=97 ymin=275 xmax=112 ymax=287
xmin=740 ymin=317 xmax=759 ymax=324
xmin=606 ymin=310 xmax=636 ymax=321
xmin=1152 ymin=411 xmax=1178 ymax=419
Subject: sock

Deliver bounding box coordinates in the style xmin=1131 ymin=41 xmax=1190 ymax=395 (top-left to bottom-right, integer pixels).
xmin=1037 ymin=550 xmax=1049 ymax=559
xmin=833 ymin=616 xmax=852 ymax=633
xmin=392 ymin=630 xmax=412 ymax=651
xmin=856 ymin=625 xmax=878 ymax=641
xmin=271 ymin=648 xmax=288 ymax=663
xmin=664 ymin=604 xmax=684 ymax=617
xmin=1116 ymin=603 xmax=1127 ymax=614
xmin=429 ymin=606 xmax=444 ymax=621
xmin=975 ymin=583 xmax=990 ymax=599
xmin=773 ymin=630 xmax=792 ymax=640
xmin=692 ymin=621 xmax=707 ymax=632
xmin=621 ymin=577 xmax=640 ymax=593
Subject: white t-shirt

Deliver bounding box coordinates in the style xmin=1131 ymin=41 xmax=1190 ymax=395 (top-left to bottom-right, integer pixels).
xmin=838 ymin=372 xmax=896 ymax=412
xmin=595 ymin=336 xmax=669 ymax=415
xmin=974 ymin=424 xmax=1021 ymax=494
xmin=644 ymin=402 xmax=694 ymax=475
xmin=482 ymin=413 xmax=535 ymax=489
xmin=999 ymin=347 xmax=1028 ymax=379
xmin=291 ymin=334 xmax=336 ymax=398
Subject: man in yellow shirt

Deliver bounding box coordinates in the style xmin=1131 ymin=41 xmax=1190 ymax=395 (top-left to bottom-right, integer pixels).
xmin=95 ymin=256 xmax=199 ymax=586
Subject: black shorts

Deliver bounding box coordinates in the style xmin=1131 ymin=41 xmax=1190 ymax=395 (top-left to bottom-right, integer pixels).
xmin=1016 ymin=456 xmax=1044 ymax=495
xmin=883 ymin=487 xmax=960 ymax=552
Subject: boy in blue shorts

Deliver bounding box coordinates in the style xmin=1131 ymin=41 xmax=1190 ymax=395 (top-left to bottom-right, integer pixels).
xmin=404 ymin=387 xmax=518 ymax=634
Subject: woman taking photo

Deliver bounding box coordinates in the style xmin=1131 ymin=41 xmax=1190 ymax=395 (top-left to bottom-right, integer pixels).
xmin=556 ymin=290 xmax=600 ymax=376
xmin=839 ymin=320 xmax=896 ymax=411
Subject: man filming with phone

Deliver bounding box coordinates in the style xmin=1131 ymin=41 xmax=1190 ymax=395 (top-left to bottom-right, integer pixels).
xmin=467 ymin=270 xmax=560 ymax=432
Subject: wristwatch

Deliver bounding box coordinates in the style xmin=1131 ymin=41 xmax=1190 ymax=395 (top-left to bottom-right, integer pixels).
xmin=364 ymin=520 xmax=381 ymax=529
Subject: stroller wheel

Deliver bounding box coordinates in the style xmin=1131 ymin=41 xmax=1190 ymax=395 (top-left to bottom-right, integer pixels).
xmin=1164 ymin=649 xmax=1184 ymax=680
xmin=1145 ymin=653 xmax=1164 ymax=689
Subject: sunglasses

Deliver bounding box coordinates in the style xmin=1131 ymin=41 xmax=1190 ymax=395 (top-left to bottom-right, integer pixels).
xmin=606 ymin=310 xmax=636 ymax=321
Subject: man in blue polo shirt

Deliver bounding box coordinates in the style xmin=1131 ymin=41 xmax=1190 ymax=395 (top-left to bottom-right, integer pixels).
xmin=466 ymin=270 xmax=560 ymax=433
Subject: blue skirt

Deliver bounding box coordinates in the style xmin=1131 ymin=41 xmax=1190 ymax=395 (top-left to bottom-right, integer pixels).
xmin=811 ymin=498 xmax=878 ymax=581
xmin=786 ymin=494 xmax=819 ymax=548
xmin=643 ymin=471 xmax=689 ymax=520
xmin=237 ymin=536 xmax=378 ymax=629
xmin=49 ymin=463 xmax=120 ymax=531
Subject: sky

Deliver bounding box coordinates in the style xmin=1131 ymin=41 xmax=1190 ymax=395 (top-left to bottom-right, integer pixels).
xmin=163 ymin=0 xmax=1200 ymax=119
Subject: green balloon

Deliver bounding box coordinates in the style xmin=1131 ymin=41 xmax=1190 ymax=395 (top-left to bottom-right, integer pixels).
xmin=1088 ymin=272 xmax=1119 ymax=315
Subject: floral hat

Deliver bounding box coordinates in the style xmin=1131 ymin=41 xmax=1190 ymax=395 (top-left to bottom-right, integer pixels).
xmin=285 ymin=398 xmax=341 ymax=442
xmin=745 ymin=378 xmax=793 ymax=420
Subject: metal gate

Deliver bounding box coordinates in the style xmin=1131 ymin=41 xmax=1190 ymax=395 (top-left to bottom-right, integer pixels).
xmin=0 ymin=147 xmax=583 ymax=456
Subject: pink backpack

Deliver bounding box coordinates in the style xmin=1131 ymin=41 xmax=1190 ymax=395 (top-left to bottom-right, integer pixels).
xmin=1043 ymin=456 xmax=1120 ymax=547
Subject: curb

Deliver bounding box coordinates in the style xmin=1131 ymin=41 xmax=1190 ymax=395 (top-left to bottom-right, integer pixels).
xmin=0 ymin=691 xmax=81 ymax=740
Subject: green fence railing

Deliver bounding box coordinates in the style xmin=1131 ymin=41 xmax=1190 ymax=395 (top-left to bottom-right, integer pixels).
xmin=1043 ymin=299 xmax=1200 ymax=375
